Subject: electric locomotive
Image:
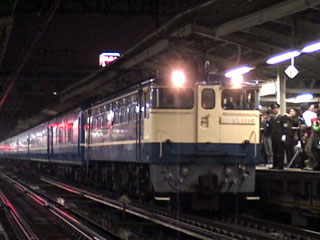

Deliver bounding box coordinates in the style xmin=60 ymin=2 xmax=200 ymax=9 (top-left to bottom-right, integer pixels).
xmin=58 ymin=68 xmax=261 ymax=200
xmin=0 ymin=68 xmax=261 ymax=207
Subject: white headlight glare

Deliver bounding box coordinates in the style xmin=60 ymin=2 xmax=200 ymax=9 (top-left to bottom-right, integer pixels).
xmin=171 ymin=70 xmax=186 ymax=87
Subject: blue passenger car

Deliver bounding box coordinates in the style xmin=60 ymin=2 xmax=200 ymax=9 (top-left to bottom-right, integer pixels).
xmin=29 ymin=123 xmax=48 ymax=162
xmin=85 ymin=90 xmax=141 ymax=163
xmin=15 ymin=131 xmax=29 ymax=159
xmin=48 ymin=108 xmax=84 ymax=165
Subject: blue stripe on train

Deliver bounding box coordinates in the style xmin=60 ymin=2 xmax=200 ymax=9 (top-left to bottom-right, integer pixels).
xmin=5 ymin=143 xmax=261 ymax=165
xmin=50 ymin=148 xmax=82 ymax=164
xmin=89 ymin=142 xmax=261 ymax=164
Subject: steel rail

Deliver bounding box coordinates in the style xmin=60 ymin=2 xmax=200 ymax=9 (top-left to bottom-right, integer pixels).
xmin=239 ymin=214 xmax=320 ymax=240
xmin=0 ymin=172 xmax=108 ymax=240
xmin=40 ymin=177 xmax=286 ymax=240
xmin=0 ymin=191 xmax=39 ymax=240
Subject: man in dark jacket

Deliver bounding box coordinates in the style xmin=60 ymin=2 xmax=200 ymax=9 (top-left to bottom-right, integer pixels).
xmin=270 ymin=103 xmax=287 ymax=169
xmin=284 ymin=108 xmax=300 ymax=164
xmin=262 ymin=111 xmax=273 ymax=165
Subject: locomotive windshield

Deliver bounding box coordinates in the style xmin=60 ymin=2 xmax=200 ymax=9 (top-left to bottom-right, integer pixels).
xmin=150 ymin=87 xmax=194 ymax=109
xmin=222 ymin=88 xmax=258 ymax=110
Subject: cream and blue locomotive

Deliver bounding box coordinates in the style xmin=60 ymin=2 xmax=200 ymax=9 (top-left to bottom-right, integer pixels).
xmin=0 ymin=68 xmax=261 ymax=204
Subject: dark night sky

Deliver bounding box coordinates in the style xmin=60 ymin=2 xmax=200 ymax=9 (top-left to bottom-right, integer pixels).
xmin=4 ymin=12 xmax=159 ymax=68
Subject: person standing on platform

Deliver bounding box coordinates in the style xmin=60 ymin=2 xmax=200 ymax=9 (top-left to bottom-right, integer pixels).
xmin=262 ymin=111 xmax=273 ymax=166
xmin=270 ymin=103 xmax=287 ymax=169
xmin=315 ymin=104 xmax=320 ymax=119
xmin=284 ymin=108 xmax=299 ymax=164
xmin=301 ymin=103 xmax=318 ymax=169
xmin=310 ymin=121 xmax=320 ymax=170
xmin=301 ymin=104 xmax=318 ymax=129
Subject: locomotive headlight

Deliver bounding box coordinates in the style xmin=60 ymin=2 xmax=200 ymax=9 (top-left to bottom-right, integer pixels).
xmin=171 ymin=70 xmax=186 ymax=87
xmin=181 ymin=166 xmax=189 ymax=176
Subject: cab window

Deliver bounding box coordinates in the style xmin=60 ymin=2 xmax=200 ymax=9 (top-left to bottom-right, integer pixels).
xmin=202 ymin=89 xmax=215 ymax=109
xmin=150 ymin=88 xmax=194 ymax=109
xmin=222 ymin=89 xmax=258 ymax=110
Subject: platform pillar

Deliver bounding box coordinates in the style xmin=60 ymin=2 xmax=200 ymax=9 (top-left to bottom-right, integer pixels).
xmin=276 ymin=67 xmax=286 ymax=114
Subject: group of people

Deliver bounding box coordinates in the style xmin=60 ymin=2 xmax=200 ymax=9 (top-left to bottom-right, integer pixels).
xmin=261 ymin=103 xmax=320 ymax=170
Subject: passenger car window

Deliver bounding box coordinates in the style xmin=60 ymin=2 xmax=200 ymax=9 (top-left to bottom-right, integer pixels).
xmin=58 ymin=128 xmax=64 ymax=144
xmin=67 ymin=123 xmax=73 ymax=143
xmin=120 ymin=107 xmax=127 ymax=123
xmin=92 ymin=118 xmax=98 ymax=129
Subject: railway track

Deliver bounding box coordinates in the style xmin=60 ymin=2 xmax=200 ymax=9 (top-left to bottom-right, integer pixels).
xmin=39 ymin=177 xmax=320 ymax=240
xmin=0 ymin=172 xmax=115 ymax=240
xmin=0 ymin=192 xmax=38 ymax=240
xmin=0 ymin=171 xmax=172 ymax=240
xmin=2 ymin=169 xmax=320 ymax=240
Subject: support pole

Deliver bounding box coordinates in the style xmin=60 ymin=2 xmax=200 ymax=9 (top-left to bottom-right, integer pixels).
xmin=277 ymin=67 xmax=286 ymax=114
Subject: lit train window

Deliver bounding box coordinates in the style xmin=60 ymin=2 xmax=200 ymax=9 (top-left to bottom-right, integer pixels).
xmin=130 ymin=94 xmax=137 ymax=103
xmin=102 ymin=115 xmax=108 ymax=128
xmin=122 ymin=98 xmax=127 ymax=106
xmin=151 ymin=88 xmax=194 ymax=109
xmin=144 ymin=90 xmax=150 ymax=118
xmin=58 ymin=128 xmax=64 ymax=144
xmin=37 ymin=135 xmax=42 ymax=146
xmin=114 ymin=109 xmax=120 ymax=124
xmin=112 ymin=101 xmax=118 ymax=110
xmin=55 ymin=128 xmax=58 ymax=145
xmin=120 ymin=107 xmax=127 ymax=123
xmin=97 ymin=116 xmax=102 ymax=129
xmin=128 ymin=104 xmax=137 ymax=122
xmin=67 ymin=123 xmax=73 ymax=143
xmin=222 ymin=89 xmax=258 ymax=110
xmin=92 ymin=118 xmax=98 ymax=130
xmin=202 ymin=89 xmax=215 ymax=109
xmin=42 ymin=134 xmax=47 ymax=146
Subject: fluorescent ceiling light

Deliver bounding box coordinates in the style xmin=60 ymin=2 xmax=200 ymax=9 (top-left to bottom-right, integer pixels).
xmin=302 ymin=41 xmax=320 ymax=53
xmin=266 ymin=50 xmax=300 ymax=65
xmin=231 ymin=75 xmax=243 ymax=87
xmin=296 ymin=93 xmax=313 ymax=103
xmin=225 ymin=65 xmax=253 ymax=78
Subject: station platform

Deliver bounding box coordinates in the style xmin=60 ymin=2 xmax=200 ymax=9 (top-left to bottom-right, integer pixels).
xmin=256 ymin=165 xmax=320 ymax=174
xmin=255 ymin=165 xmax=320 ymax=221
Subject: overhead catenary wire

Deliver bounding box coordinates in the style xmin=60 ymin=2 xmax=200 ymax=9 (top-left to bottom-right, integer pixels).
xmin=0 ymin=0 xmax=61 ymax=112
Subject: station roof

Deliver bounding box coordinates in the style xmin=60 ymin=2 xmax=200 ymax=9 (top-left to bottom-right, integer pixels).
xmin=1 ymin=0 xmax=320 ymax=140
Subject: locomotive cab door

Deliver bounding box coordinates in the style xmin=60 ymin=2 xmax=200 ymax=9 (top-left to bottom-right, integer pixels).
xmin=197 ymin=85 xmax=220 ymax=152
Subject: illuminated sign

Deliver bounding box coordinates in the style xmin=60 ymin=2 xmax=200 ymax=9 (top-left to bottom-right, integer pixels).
xmin=99 ymin=52 xmax=121 ymax=67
